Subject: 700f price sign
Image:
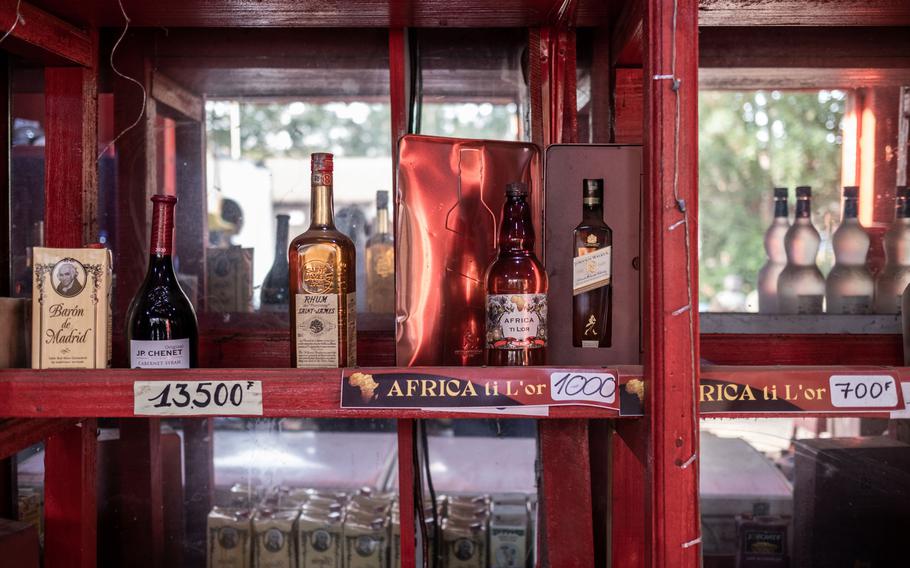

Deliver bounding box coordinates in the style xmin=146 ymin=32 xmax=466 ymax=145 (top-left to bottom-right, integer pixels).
xmin=134 ymin=380 xmax=264 ymax=416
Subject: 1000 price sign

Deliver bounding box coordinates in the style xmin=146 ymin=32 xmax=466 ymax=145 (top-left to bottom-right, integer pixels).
xmin=134 ymin=380 xmax=263 ymax=416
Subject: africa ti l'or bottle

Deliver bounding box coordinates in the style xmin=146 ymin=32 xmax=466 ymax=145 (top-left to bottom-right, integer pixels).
xmin=757 ymin=187 xmax=789 ymax=313
xmin=777 ymin=186 xmax=825 ymax=314
xmin=826 ymin=186 xmax=873 ymax=314
xmin=127 ymin=194 xmax=198 ymax=368
xmin=289 ymin=152 xmax=357 ymax=368
xmin=876 ymin=186 xmax=910 ymax=314
xmin=572 ymin=179 xmax=613 ymax=347
xmin=485 ymin=182 xmax=548 ymax=366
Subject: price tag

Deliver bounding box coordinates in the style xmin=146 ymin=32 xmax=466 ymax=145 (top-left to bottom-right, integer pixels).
xmin=134 ymin=380 xmax=263 ymax=416
xmin=549 ymin=371 xmax=617 ymax=406
xmin=829 ymin=375 xmax=898 ymax=408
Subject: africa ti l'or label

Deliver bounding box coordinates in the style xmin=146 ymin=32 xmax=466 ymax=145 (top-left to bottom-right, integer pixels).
xmin=486 ymin=294 xmax=547 ymax=350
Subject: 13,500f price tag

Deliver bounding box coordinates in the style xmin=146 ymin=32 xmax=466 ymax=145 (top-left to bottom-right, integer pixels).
xmin=134 ymin=380 xmax=263 ymax=416
xmin=829 ymin=375 xmax=899 ymax=408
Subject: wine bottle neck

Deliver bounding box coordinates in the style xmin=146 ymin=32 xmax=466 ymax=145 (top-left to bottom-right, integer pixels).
xmin=842 ymin=198 xmax=858 ymax=220
xmin=897 ymin=198 xmax=910 ymax=220
xmin=150 ymin=196 xmax=176 ymax=256
xmin=310 ymin=184 xmax=335 ymax=228
xmin=376 ymin=208 xmax=390 ymax=235
xmin=583 ymin=200 xmax=603 ymax=220
xmin=274 ymin=217 xmax=290 ymax=260
xmin=773 ymin=198 xmax=788 ymax=218
xmin=498 ymin=196 xmax=535 ymax=253
xmin=795 ymin=198 xmax=811 ymax=219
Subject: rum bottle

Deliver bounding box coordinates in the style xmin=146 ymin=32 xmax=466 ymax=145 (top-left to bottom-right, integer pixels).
xmin=485 ymin=182 xmax=548 ymax=366
xmin=127 ymin=195 xmax=198 ymax=368
xmin=365 ymin=190 xmax=394 ymax=314
xmin=777 ymin=186 xmax=825 ymax=314
xmin=757 ymin=187 xmax=789 ymax=313
xmin=826 ymin=186 xmax=873 ymax=314
xmin=260 ymin=213 xmax=290 ymax=311
xmin=572 ymin=179 xmax=612 ymax=347
xmin=875 ymin=186 xmax=910 ymax=314
xmin=289 ymin=153 xmax=357 ymax=368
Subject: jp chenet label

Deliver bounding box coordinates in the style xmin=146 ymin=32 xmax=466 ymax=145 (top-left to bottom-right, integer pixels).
xmin=295 ymin=293 xmax=356 ymax=367
xmin=486 ymin=294 xmax=547 ymax=350
xmin=573 ymin=245 xmax=611 ymax=295
xmin=32 ymin=247 xmax=112 ymax=369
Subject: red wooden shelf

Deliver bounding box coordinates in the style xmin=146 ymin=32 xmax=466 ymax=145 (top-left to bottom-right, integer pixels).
xmin=0 ymin=366 xmax=645 ymax=419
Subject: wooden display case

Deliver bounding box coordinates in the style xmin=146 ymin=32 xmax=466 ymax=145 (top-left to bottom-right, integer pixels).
xmin=1 ymin=1 xmax=908 ymax=568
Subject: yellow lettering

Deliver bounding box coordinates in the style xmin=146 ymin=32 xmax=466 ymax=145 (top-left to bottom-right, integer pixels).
xmin=700 ymin=384 xmax=715 ymax=402
xmin=406 ymin=380 xmax=417 ymax=397
xmin=722 ymin=384 xmax=738 ymax=401
xmin=463 ymin=381 xmax=478 ymax=397
xmin=740 ymin=385 xmax=756 ymax=401
xmin=445 ymin=380 xmax=460 ymax=397
xmin=388 ymin=381 xmax=404 ymax=397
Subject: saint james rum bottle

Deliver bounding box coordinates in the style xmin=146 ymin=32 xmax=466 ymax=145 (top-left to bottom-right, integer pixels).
xmin=289 ymin=153 xmax=357 ymax=368
xmin=777 ymin=186 xmax=825 ymax=314
xmin=127 ymin=195 xmax=198 ymax=368
xmin=260 ymin=213 xmax=290 ymax=310
xmin=365 ymin=190 xmax=394 ymax=314
xmin=826 ymin=186 xmax=873 ymax=314
xmin=757 ymin=188 xmax=789 ymax=313
xmin=485 ymin=182 xmax=548 ymax=366
xmin=572 ymin=179 xmax=612 ymax=347
xmin=875 ymin=186 xmax=910 ymax=314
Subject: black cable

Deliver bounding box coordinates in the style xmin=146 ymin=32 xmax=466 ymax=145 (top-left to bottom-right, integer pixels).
xmin=413 ymin=422 xmax=430 ymax=566
xmin=407 ymin=28 xmax=423 ymax=135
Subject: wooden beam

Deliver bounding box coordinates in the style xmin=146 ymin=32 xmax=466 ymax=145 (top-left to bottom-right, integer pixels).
xmin=0 ymin=0 xmax=92 ymax=67
xmin=643 ymin=0 xmax=701 ymax=566
xmin=396 ymin=420 xmax=416 ymax=568
xmin=152 ymin=71 xmax=203 ymax=122
xmin=0 ymin=419 xmax=76 ymax=460
xmin=698 ymin=0 xmax=910 ymax=27
xmin=699 ymin=67 xmax=910 ymax=90
xmin=115 ymin=419 xmax=164 ymax=568
xmin=611 ymin=0 xmax=643 ymax=67
xmin=181 ymin=419 xmax=212 ymax=567
xmin=44 ymin=419 xmax=97 ymax=568
xmin=701 ymin=334 xmax=903 ymax=366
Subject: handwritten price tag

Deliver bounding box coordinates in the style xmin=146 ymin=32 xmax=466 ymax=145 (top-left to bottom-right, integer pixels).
xmin=829 ymin=375 xmax=898 ymax=408
xmin=550 ymin=372 xmax=617 ymax=406
xmin=134 ymin=380 xmax=263 ymax=416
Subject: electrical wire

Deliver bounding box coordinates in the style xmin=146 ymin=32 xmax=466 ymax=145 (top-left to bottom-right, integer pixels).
xmin=0 ymin=0 xmax=22 ymax=45
xmin=419 ymin=420 xmax=440 ymax=568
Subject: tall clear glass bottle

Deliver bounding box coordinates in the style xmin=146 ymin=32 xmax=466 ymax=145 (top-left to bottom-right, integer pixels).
xmin=826 ymin=186 xmax=873 ymax=314
xmin=260 ymin=213 xmax=290 ymax=311
xmin=288 ymin=153 xmax=357 ymax=368
xmin=366 ymin=190 xmax=394 ymax=314
xmin=757 ymin=188 xmax=789 ymax=313
xmin=777 ymin=186 xmax=825 ymax=314
xmin=572 ymin=179 xmax=612 ymax=347
xmin=875 ymin=186 xmax=910 ymax=314
xmin=485 ymin=182 xmax=548 ymax=366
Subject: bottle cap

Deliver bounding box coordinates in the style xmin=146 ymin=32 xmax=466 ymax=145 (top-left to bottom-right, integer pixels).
xmin=583 ymin=179 xmax=604 ymax=195
xmin=796 ymin=186 xmax=811 ymax=198
xmin=311 ymin=152 xmax=334 ymax=173
xmin=376 ymin=190 xmax=389 ymax=209
xmin=276 ymin=213 xmax=290 ymax=221
xmin=505 ymin=182 xmax=528 ymax=197
xmin=843 ymin=186 xmax=859 ymax=198
xmin=773 ymin=187 xmax=788 ymax=199
xmin=151 ymin=194 xmax=178 ymax=205
xmin=897 ymin=186 xmax=909 ymax=199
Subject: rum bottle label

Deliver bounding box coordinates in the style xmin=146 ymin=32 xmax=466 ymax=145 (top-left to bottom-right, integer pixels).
xmin=572 ymin=245 xmax=612 ymax=295
xmin=130 ymin=338 xmax=190 ymax=369
xmin=486 ymin=293 xmax=548 ymax=350
xmin=295 ymin=293 xmax=341 ymax=367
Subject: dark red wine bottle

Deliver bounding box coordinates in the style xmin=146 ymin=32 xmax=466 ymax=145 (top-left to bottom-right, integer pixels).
xmin=127 ymin=194 xmax=198 ymax=369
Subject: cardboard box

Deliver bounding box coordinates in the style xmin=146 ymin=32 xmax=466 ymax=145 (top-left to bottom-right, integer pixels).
xmin=208 ymin=507 xmax=252 ymax=568
xmin=31 ymin=247 xmax=111 ymax=369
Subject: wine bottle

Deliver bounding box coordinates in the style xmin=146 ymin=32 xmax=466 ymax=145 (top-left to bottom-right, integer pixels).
xmin=777 ymin=186 xmax=825 ymax=314
xmin=757 ymin=187 xmax=789 ymax=313
xmin=127 ymin=194 xmax=198 ymax=368
xmin=289 ymin=153 xmax=357 ymax=368
xmin=366 ymin=190 xmax=394 ymax=314
xmin=572 ymin=179 xmax=613 ymax=348
xmin=825 ymin=186 xmax=873 ymax=314
xmin=260 ymin=213 xmax=291 ymax=310
xmin=875 ymin=186 xmax=910 ymax=314
xmin=485 ymin=182 xmax=548 ymax=366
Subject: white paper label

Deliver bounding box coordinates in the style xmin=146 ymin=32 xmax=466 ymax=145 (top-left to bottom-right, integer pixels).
xmin=295 ymin=293 xmax=339 ymax=367
xmin=134 ymin=380 xmax=263 ymax=416
xmin=549 ymin=371 xmax=617 ymax=405
xmin=829 ymin=375 xmax=898 ymax=408
xmin=486 ymin=294 xmax=547 ymax=350
xmin=130 ymin=338 xmax=190 ymax=369
xmin=573 ymin=246 xmax=611 ymax=295
xmin=347 ymin=293 xmax=357 ymax=366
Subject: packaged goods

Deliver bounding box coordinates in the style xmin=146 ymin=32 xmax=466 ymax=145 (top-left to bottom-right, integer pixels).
xmin=442 ymin=519 xmax=487 ymax=568
xmin=253 ymin=509 xmax=299 ymax=568
xmin=489 ymin=505 xmax=528 ymax=568
xmin=298 ymin=508 xmax=344 ymax=568
xmin=31 ymin=246 xmax=112 ymax=369
xmin=208 ymin=507 xmax=253 ymax=568
xmin=343 ymin=514 xmax=389 ymax=568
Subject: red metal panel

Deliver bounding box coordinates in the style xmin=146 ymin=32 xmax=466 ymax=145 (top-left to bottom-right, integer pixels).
xmin=643 ymin=0 xmax=701 ymax=566
xmin=44 ymin=419 xmax=97 ymax=568
xmin=397 ymin=420 xmax=416 ymax=568
xmin=611 ymin=420 xmax=647 ymax=568
xmin=701 ymin=334 xmax=903 ymax=366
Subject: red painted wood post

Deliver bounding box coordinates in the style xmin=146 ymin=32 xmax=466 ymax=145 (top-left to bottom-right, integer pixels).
xmin=611 ymin=420 xmax=647 ymax=568
xmin=45 ymin=420 xmax=97 ymax=568
xmin=43 ymin=28 xmax=99 ymax=567
xmin=182 ymin=418 xmax=214 ymax=565
xmin=643 ymin=0 xmax=701 ymax=566
xmin=397 ymin=419 xmax=416 ymax=568
xmin=117 ymin=418 xmax=165 ymax=568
